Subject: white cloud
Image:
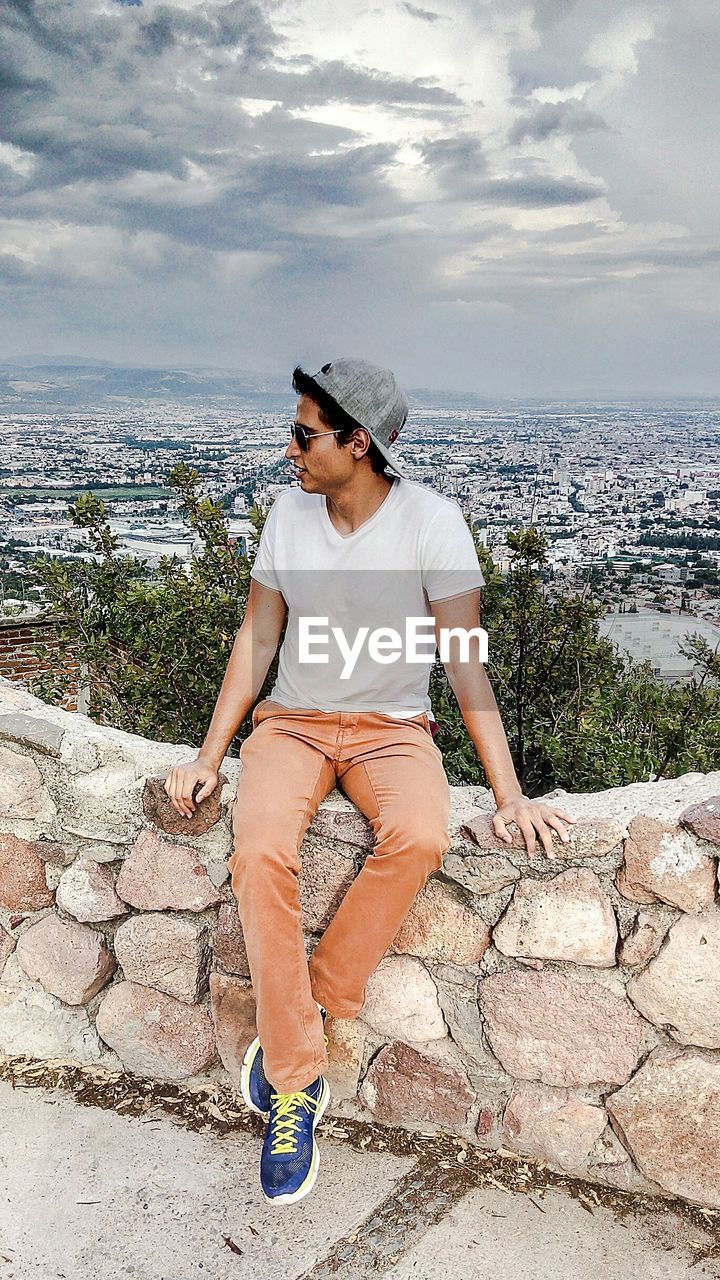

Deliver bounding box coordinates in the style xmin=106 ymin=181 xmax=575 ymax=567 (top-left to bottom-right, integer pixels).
xmin=0 ymin=142 xmax=36 ymax=177
xmin=530 ymin=81 xmax=595 ymax=103
xmin=585 ymin=8 xmax=658 ymax=81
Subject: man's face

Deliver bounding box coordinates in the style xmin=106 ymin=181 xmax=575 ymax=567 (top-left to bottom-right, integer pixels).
xmin=285 ymin=394 xmax=365 ymax=493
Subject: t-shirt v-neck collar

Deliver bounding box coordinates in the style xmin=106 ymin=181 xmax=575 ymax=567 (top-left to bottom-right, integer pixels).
xmin=322 ymin=476 xmax=400 ymax=541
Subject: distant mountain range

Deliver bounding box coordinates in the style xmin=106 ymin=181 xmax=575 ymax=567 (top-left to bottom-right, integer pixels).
xmin=0 ymin=354 xmax=123 ymax=368
xmin=0 ymin=357 xmax=292 ymax=412
xmin=0 ymin=354 xmax=290 ymax=381
xmin=0 ymin=356 xmax=501 ymax=413
xmin=0 ymin=357 xmax=710 ymax=413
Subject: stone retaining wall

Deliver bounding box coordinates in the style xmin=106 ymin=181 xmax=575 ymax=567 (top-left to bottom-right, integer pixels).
xmin=1 ymin=675 xmax=719 ymax=1210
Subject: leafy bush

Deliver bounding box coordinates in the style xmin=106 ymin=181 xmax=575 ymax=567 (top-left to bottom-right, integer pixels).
xmin=27 ymin=463 xmax=279 ymax=750
xmin=26 ymin=468 xmax=719 ymax=793
xmin=431 ymin=525 xmax=719 ymax=791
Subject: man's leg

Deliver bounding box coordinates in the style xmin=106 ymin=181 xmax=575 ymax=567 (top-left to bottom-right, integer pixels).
xmin=308 ymin=713 xmax=451 ymax=1018
xmin=228 ymin=705 xmax=337 ymax=1092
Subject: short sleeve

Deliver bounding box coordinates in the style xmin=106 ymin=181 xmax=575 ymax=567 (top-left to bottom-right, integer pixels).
xmin=249 ymin=500 xmax=282 ymax=592
xmin=421 ymin=501 xmax=485 ymax=602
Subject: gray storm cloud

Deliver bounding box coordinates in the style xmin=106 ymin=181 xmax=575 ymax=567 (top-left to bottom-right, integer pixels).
xmin=0 ymin=0 xmax=717 ymax=394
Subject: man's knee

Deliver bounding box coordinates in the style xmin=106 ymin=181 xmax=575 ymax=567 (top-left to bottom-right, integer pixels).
xmin=227 ymin=814 xmax=302 ymax=881
xmin=424 ymin=829 xmax=451 ymax=875
xmin=374 ymin=815 xmax=450 ymax=874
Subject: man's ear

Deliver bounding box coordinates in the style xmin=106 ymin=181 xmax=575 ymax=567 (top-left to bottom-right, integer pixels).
xmin=352 ymin=427 xmax=371 ymax=460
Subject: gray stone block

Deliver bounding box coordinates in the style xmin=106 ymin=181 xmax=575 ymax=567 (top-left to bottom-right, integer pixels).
xmin=0 ymin=712 xmax=65 ymax=758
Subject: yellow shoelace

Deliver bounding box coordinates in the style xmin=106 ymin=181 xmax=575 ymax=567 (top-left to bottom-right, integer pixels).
xmin=269 ymin=1088 xmax=320 ymax=1154
xmin=269 ymin=1031 xmax=329 ymax=1156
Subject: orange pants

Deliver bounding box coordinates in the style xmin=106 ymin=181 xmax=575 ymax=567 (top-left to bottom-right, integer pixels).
xmin=227 ymin=698 xmax=451 ymax=1093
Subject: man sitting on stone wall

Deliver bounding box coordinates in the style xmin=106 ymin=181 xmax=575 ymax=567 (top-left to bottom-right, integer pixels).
xmin=164 ymin=357 xmax=574 ymax=1206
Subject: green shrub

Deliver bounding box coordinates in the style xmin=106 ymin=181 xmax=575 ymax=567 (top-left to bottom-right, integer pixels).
xmin=27 ymin=467 xmax=719 ymax=792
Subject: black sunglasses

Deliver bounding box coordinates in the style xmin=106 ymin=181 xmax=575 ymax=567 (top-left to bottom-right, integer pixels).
xmin=290 ymin=423 xmax=344 ymax=451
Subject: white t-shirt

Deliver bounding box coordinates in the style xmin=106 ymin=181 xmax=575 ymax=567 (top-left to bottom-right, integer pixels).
xmin=249 ymin=475 xmax=485 ymax=718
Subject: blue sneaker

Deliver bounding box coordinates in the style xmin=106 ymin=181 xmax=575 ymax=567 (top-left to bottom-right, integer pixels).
xmin=260 ymin=1073 xmax=331 ymax=1205
xmin=241 ymin=1002 xmax=327 ymax=1116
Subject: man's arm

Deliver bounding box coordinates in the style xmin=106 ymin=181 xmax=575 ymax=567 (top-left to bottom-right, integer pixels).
xmin=429 ymin=588 xmax=575 ymax=857
xmin=164 ymin=579 xmax=287 ymax=817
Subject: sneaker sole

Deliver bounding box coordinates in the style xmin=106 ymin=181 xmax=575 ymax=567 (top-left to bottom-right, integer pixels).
xmin=262 ymin=1077 xmax=331 ymax=1206
xmin=240 ymin=1037 xmax=268 ymax=1116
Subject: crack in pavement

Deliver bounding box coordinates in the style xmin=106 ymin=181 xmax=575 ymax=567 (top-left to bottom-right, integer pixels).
xmin=297 ymin=1158 xmax=473 ymax=1279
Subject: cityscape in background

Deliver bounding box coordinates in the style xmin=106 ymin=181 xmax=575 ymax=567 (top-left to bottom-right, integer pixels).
xmin=0 ymin=359 xmax=718 ymax=686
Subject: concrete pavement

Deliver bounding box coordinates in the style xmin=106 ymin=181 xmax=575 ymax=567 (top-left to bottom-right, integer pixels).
xmin=0 ymin=1075 xmax=718 ymax=1279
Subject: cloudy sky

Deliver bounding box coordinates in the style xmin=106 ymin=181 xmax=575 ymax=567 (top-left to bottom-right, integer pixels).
xmin=1 ymin=0 xmax=718 ymax=395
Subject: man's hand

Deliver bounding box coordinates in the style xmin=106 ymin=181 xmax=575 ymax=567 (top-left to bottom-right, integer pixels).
xmin=492 ymin=796 xmax=577 ymax=859
xmin=164 ymin=758 xmax=219 ymax=819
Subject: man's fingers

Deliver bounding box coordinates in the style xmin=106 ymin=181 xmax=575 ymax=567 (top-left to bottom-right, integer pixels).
xmin=524 ymin=809 xmax=557 ymax=859
xmin=544 ymin=812 xmax=571 ymax=844
xmin=164 ymin=770 xmax=183 ymax=815
xmin=161 ymin=762 xmax=197 ymax=814
xmin=195 ymin=778 xmax=215 ymax=802
xmin=162 ymin=766 xmax=218 ymax=818
xmin=167 ymin=772 xmax=184 ymax=816
xmin=173 ymin=774 xmax=195 ymax=818
xmin=535 ymin=816 xmax=557 ymax=859
xmin=179 ymin=784 xmax=196 ymax=816
xmin=518 ymin=812 xmax=556 ymax=859
xmin=515 ymin=814 xmax=536 ymax=855
xmin=492 ymin=814 xmax=514 ymax=844
xmin=494 ymin=803 xmax=578 ymax=859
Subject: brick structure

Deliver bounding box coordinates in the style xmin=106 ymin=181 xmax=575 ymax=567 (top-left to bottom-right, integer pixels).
xmin=0 ymin=614 xmax=83 ymax=712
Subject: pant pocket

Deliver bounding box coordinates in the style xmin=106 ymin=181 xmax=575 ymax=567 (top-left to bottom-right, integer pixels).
xmin=251 ymin=699 xmax=268 ymax=729
xmin=418 ymin=713 xmax=433 ymax=737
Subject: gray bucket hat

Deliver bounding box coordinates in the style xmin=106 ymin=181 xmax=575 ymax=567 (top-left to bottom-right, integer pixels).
xmin=310 ymin=357 xmax=409 ymax=477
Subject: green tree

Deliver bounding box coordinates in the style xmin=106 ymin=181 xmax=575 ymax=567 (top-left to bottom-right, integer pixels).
xmin=428 ymin=523 xmax=719 ymax=792
xmin=26 ymin=463 xmax=278 ymax=750
xmin=25 ymin=477 xmax=719 ymax=792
